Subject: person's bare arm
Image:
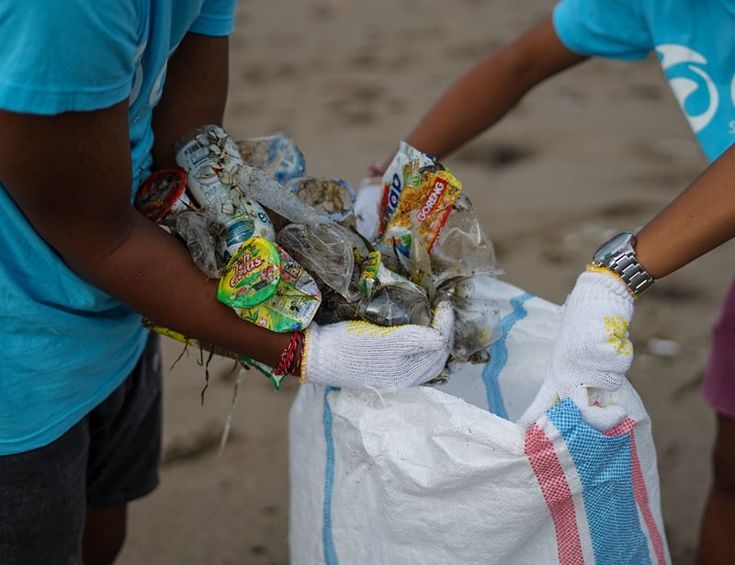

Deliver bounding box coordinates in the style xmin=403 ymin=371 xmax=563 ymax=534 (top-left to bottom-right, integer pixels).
xmin=151 ymin=32 xmax=230 ymax=169
xmin=635 ymin=144 xmax=735 ymax=278
xmin=404 ymin=16 xmax=587 ymax=161
xmin=0 ymin=34 xmax=290 ymax=367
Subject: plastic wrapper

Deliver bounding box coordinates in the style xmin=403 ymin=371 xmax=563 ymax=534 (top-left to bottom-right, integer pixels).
xmin=232 ymin=244 xmax=322 ymax=332
xmin=379 ymin=141 xmax=436 ymax=234
xmin=288 ymin=177 xmax=356 ymax=224
xmin=217 ymin=236 xmax=281 ymax=308
xmin=381 ymin=166 xmax=462 ymax=262
xmin=134 ymin=167 xmax=189 ymax=224
xmin=237 ymin=132 xmax=306 ymax=184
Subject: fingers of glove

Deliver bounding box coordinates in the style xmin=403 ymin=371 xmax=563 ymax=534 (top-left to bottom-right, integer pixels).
xmin=370 ymin=343 xmax=451 ymax=391
xmin=571 ymin=387 xmax=627 ymax=431
xmin=517 ymin=380 xmax=559 ymax=428
xmin=345 ymin=321 xmax=449 ymax=354
xmin=430 ymin=301 xmax=455 ymax=339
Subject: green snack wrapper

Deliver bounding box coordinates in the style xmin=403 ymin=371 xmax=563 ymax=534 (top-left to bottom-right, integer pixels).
xmin=217 ymin=236 xmax=281 ymax=308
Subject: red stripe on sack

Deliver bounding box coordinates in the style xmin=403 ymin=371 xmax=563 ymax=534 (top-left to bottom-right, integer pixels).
xmin=525 ymin=424 xmax=585 ymax=565
xmin=603 ymin=418 xmax=666 ymax=564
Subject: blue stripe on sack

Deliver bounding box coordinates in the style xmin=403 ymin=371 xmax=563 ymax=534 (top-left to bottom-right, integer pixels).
xmin=547 ymin=399 xmax=651 ymax=565
xmin=482 ymin=292 xmax=532 ymax=418
xmin=322 ymin=387 xmax=339 ymax=565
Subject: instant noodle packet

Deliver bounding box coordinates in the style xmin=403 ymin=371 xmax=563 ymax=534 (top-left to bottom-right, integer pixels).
xmin=381 ymin=166 xmax=462 ymax=263
xmin=379 ymin=141 xmax=435 ymax=234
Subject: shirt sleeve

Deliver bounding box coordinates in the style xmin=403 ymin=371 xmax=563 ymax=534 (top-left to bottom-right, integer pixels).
xmin=190 ymin=0 xmax=238 ymax=37
xmin=0 ymin=0 xmax=140 ymax=115
xmin=552 ymin=0 xmax=653 ymax=60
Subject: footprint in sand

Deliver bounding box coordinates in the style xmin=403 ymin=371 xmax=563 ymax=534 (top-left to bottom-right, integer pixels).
xmin=455 ymin=140 xmax=536 ymax=170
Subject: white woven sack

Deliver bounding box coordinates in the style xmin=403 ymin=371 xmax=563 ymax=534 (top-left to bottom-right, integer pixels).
xmin=289 ymin=279 xmax=671 ymax=565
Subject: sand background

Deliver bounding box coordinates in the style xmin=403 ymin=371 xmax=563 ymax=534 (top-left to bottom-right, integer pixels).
xmin=118 ymin=1 xmax=735 ymax=563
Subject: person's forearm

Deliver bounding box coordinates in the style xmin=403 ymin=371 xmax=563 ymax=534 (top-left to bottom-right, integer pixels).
xmin=151 ymin=32 xmax=229 ymax=169
xmin=66 ymin=210 xmax=290 ymax=367
xmin=635 ymin=144 xmax=735 ymax=279
xmin=405 ymin=49 xmax=536 ymax=159
xmin=405 ymin=16 xmax=586 ymax=160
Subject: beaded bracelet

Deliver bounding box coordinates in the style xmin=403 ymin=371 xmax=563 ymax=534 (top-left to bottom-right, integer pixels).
xmin=272 ymin=330 xmax=304 ymax=377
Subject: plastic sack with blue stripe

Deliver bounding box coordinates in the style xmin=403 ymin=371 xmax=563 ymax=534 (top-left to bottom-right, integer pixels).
xmin=288 ymin=175 xmax=671 ymax=565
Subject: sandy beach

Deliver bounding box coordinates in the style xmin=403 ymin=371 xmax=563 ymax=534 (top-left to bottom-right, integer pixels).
xmin=118 ymin=1 xmax=735 ymax=563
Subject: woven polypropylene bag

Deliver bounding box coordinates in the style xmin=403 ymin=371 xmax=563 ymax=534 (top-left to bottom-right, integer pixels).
xmin=289 ymin=278 xmax=670 ymax=565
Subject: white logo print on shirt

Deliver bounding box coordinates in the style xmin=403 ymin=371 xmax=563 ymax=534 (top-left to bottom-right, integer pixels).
xmin=656 ymin=44 xmax=719 ymax=134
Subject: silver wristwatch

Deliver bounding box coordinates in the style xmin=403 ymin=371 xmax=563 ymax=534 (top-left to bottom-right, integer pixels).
xmin=591 ymin=232 xmax=655 ymax=296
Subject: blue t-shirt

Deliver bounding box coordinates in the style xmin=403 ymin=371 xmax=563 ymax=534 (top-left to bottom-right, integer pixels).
xmin=554 ymin=0 xmax=735 ymax=162
xmin=0 ymin=0 xmax=236 ymax=455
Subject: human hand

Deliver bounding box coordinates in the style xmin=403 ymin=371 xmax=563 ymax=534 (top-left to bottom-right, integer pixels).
xmin=301 ymin=302 xmax=454 ymax=391
xmin=518 ymin=269 xmax=635 ymax=430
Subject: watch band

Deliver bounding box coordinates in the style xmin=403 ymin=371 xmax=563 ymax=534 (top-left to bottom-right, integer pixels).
xmin=591 ymin=232 xmax=655 ymax=297
xmin=604 ymin=248 xmax=655 ymax=296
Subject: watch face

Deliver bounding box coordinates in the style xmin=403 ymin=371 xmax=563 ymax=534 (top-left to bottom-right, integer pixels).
xmin=593 ymin=232 xmax=634 ymax=262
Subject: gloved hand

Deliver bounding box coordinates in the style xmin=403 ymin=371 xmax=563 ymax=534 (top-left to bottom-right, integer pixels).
xmin=518 ymin=268 xmax=635 ymax=430
xmin=301 ymin=302 xmax=454 ymax=392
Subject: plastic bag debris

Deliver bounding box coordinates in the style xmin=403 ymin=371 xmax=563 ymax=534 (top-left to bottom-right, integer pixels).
xmin=237 ymin=132 xmax=306 ymax=184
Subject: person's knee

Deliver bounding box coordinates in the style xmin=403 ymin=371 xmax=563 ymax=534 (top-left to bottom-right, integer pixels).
xmin=712 ymin=414 xmax=735 ymax=492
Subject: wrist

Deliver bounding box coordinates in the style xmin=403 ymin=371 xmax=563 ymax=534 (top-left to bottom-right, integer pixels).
xmin=591 ymin=231 xmax=655 ymax=297
xmin=272 ymin=330 xmax=305 ymax=378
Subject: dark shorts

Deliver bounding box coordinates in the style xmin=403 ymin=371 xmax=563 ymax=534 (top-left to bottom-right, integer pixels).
xmin=0 ymin=333 xmax=162 ymax=565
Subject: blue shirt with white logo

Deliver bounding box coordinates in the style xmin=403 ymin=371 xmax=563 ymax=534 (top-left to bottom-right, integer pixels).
xmin=0 ymin=0 xmax=236 ymax=454
xmin=554 ymin=0 xmax=735 ymax=162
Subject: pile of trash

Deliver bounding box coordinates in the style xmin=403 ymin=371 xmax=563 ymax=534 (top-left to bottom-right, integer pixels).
xmin=135 ymin=126 xmax=500 ymax=386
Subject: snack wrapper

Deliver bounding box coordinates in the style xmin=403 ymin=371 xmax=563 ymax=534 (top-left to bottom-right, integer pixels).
xmin=217 ymin=237 xmax=282 ymax=308
xmin=379 ymin=141 xmax=435 ymax=234
xmin=234 ymin=244 xmax=322 ymax=332
xmin=381 ymin=167 xmax=462 ymax=262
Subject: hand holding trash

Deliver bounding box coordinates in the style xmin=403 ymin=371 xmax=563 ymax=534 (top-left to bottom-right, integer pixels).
xmin=301 ymin=302 xmax=454 ymax=392
xmin=519 ymin=268 xmax=634 ymax=430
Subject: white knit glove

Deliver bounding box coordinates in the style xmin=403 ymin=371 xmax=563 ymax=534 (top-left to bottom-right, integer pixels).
xmin=518 ymin=269 xmax=635 ymax=430
xmin=302 ymin=302 xmax=454 ymax=391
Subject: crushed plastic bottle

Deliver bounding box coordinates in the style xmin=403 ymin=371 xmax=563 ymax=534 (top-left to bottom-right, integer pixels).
xmin=175 ymin=125 xmax=246 ymax=216
xmin=361 ymin=261 xmax=432 ymax=327
xmin=429 ymin=195 xmax=497 ymax=288
xmin=175 ymin=209 xmax=228 ymax=278
xmin=276 ymin=223 xmax=361 ymax=302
